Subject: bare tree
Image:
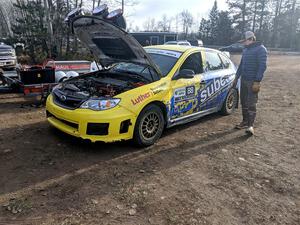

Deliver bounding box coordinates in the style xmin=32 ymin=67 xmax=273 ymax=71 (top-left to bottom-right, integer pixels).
xmin=157 ymin=14 xmax=171 ymax=32
xmin=143 ymin=17 xmax=157 ymax=31
xmin=0 ymin=0 xmax=13 ymax=37
xmin=179 ymin=10 xmax=194 ymax=38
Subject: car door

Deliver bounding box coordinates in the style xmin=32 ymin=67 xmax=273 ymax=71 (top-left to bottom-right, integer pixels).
xmin=218 ymin=52 xmax=237 ymax=104
xmin=198 ymin=50 xmax=229 ymax=111
xmin=169 ymin=51 xmax=202 ymax=121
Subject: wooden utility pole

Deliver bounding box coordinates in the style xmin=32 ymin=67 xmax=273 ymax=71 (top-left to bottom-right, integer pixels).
xmin=44 ymin=0 xmax=53 ymax=57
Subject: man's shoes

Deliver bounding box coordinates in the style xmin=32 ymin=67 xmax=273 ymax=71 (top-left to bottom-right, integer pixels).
xmin=246 ymin=126 xmax=255 ymax=135
xmin=235 ymin=121 xmax=248 ymax=129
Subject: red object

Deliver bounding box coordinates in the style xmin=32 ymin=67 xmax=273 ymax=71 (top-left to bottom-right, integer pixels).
xmin=133 ymin=82 xmax=145 ymax=87
xmin=22 ymin=83 xmax=57 ymax=98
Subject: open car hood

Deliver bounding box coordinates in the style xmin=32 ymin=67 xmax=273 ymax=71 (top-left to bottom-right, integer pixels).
xmin=72 ymin=16 xmax=162 ymax=77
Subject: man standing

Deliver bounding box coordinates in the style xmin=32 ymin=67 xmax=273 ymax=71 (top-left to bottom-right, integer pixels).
xmin=235 ymin=31 xmax=268 ymax=135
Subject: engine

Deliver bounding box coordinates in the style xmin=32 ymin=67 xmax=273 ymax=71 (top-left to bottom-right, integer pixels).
xmin=60 ymin=73 xmax=146 ymax=98
xmin=52 ymin=72 xmax=147 ymax=109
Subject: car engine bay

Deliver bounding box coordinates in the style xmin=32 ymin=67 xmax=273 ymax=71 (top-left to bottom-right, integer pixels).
xmin=52 ymin=71 xmax=148 ymax=108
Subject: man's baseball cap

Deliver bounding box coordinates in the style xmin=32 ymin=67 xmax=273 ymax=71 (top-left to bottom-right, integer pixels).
xmin=238 ymin=31 xmax=255 ymax=43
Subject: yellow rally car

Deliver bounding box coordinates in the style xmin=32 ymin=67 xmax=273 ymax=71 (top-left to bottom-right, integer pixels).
xmin=46 ymin=15 xmax=239 ymax=146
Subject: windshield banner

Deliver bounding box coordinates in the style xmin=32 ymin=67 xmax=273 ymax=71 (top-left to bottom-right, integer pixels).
xmin=145 ymin=49 xmax=182 ymax=58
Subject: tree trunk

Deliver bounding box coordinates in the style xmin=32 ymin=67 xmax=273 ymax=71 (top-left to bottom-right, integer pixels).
xmin=0 ymin=5 xmax=12 ymax=36
xmin=289 ymin=0 xmax=298 ymax=49
xmin=44 ymin=0 xmax=53 ymax=57
xmin=66 ymin=0 xmax=70 ymax=56
xmin=272 ymin=0 xmax=283 ymax=47
xmin=242 ymin=0 xmax=246 ymax=33
xmin=258 ymin=0 xmax=267 ymax=34
xmin=74 ymin=0 xmax=79 ymax=53
xmin=252 ymin=0 xmax=258 ymax=32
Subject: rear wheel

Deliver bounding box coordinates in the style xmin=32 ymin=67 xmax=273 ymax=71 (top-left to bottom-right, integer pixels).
xmin=133 ymin=104 xmax=164 ymax=147
xmin=220 ymin=88 xmax=238 ymax=115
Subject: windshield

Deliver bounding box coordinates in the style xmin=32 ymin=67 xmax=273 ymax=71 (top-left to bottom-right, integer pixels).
xmin=145 ymin=49 xmax=182 ymax=76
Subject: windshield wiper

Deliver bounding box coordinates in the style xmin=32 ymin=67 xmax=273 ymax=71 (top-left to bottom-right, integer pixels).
xmin=113 ymin=69 xmax=151 ymax=82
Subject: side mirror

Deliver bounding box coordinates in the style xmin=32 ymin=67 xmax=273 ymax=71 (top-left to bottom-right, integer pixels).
xmin=172 ymin=69 xmax=195 ymax=80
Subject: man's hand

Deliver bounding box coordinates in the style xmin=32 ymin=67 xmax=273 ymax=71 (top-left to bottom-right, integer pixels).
xmin=232 ymin=77 xmax=238 ymax=88
xmin=252 ymin=81 xmax=261 ymax=93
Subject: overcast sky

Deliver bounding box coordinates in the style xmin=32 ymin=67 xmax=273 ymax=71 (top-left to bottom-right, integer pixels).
xmin=124 ymin=0 xmax=228 ymax=31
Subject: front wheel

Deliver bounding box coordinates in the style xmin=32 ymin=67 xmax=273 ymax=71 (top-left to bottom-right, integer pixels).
xmin=133 ymin=104 xmax=165 ymax=147
xmin=220 ymin=88 xmax=238 ymax=115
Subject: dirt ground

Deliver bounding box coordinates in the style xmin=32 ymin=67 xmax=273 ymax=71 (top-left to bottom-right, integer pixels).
xmin=0 ymin=54 xmax=299 ymax=225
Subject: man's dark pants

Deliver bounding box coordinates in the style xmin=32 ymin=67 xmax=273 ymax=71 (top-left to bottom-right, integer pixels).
xmin=240 ymin=79 xmax=258 ymax=126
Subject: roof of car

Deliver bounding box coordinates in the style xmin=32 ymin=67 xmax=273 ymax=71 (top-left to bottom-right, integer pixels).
xmin=145 ymin=45 xmax=220 ymax=54
xmin=145 ymin=45 xmax=197 ymax=52
xmin=0 ymin=43 xmax=12 ymax=49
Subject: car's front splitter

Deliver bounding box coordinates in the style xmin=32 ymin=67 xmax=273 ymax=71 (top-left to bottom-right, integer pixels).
xmin=46 ymin=95 xmax=137 ymax=143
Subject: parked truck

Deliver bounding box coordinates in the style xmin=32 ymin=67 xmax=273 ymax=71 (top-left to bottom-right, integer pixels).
xmin=0 ymin=42 xmax=17 ymax=70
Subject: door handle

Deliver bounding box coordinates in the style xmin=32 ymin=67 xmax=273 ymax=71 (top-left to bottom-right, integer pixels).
xmin=200 ymin=80 xmax=206 ymax=85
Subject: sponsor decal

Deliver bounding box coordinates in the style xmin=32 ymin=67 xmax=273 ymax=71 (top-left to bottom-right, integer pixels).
xmin=145 ymin=49 xmax=182 ymax=58
xmin=174 ymin=87 xmax=186 ymax=98
xmin=172 ymin=99 xmax=196 ymax=116
xmin=169 ymin=75 xmax=234 ymax=119
xmin=174 ymin=86 xmax=195 ymax=102
xmin=199 ymin=77 xmax=232 ymax=104
xmin=151 ymin=82 xmax=167 ymax=95
xmin=131 ymin=92 xmax=152 ymax=105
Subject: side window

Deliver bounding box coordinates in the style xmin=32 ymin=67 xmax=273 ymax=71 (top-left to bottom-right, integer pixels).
xmin=219 ymin=54 xmax=231 ymax=69
xmin=205 ymin=51 xmax=223 ymax=71
xmin=180 ymin=52 xmax=203 ymax=74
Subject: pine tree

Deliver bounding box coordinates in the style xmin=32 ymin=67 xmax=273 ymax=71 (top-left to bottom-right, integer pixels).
xmin=209 ymin=0 xmax=219 ymax=43
xmin=198 ymin=18 xmax=211 ymax=43
xmin=12 ymin=0 xmax=48 ymax=63
xmin=227 ymin=0 xmax=252 ymax=38
xmin=216 ymin=11 xmax=234 ymax=45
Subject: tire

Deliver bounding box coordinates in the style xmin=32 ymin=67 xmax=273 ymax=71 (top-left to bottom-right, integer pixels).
xmin=220 ymin=88 xmax=238 ymax=115
xmin=133 ymin=104 xmax=165 ymax=147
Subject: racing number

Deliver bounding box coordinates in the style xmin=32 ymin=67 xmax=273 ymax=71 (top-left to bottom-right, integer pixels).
xmin=186 ymin=86 xmax=195 ymax=96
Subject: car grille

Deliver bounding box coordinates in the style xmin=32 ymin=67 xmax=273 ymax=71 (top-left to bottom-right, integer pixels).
xmin=0 ymin=51 xmax=13 ymax=57
xmin=46 ymin=111 xmax=79 ymax=130
xmin=52 ymin=90 xmax=85 ymax=110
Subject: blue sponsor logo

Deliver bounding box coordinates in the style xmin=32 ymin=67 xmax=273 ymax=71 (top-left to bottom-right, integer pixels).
xmin=199 ymin=76 xmax=232 ymax=104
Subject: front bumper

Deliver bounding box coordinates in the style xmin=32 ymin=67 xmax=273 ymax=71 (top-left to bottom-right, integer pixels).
xmin=46 ymin=95 xmax=137 ymax=142
xmin=0 ymin=59 xmax=17 ymax=68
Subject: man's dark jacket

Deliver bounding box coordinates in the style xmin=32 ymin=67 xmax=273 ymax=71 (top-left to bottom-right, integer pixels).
xmin=236 ymin=42 xmax=267 ymax=82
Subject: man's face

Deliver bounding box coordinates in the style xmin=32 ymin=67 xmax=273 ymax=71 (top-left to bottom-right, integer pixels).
xmin=243 ymin=39 xmax=253 ymax=46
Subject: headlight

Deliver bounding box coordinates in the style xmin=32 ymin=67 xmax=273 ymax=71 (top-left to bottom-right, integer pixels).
xmin=80 ymin=98 xmax=120 ymax=111
xmin=11 ymin=49 xmax=16 ymax=57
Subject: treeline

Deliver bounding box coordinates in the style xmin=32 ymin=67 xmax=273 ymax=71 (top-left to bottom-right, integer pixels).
xmin=0 ymin=0 xmax=299 ymax=64
xmin=0 ymin=0 xmax=134 ymax=63
xmin=199 ymin=0 xmax=300 ymax=49
xmin=139 ymin=0 xmax=300 ymax=49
